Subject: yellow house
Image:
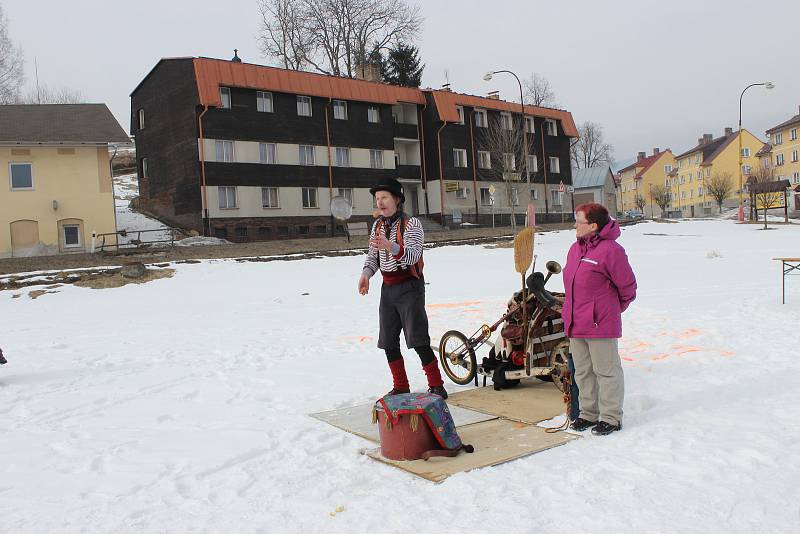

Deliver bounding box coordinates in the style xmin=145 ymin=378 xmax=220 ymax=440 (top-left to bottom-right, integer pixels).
xmin=0 ymin=104 xmax=129 ymax=258
xmin=617 ymin=148 xmax=676 ymax=217
xmin=669 ymin=128 xmax=764 ymax=217
xmin=765 ymin=107 xmax=800 ymax=188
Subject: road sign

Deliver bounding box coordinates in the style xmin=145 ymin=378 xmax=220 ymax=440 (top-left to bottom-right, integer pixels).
xmin=445 ymin=181 xmax=459 ymax=192
xmin=566 ymin=185 xmax=575 ymax=194
xmin=488 ymin=184 xmax=496 ymax=194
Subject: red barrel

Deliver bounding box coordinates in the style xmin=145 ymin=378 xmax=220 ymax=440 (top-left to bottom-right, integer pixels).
xmin=375 ymin=404 xmax=440 ymax=461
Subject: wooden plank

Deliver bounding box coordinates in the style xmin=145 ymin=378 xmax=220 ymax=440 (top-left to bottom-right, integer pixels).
xmin=446 ymin=378 xmax=567 ymax=424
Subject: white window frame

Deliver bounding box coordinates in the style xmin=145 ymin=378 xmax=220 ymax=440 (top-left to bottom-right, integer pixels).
xmin=453 ymin=148 xmax=468 ymax=168
xmin=530 ymin=188 xmax=539 ymax=200
xmin=545 ymin=119 xmax=557 ymax=136
xmin=9 ymin=162 xmax=33 ymax=190
xmin=337 ymin=187 xmax=354 ymax=207
xmin=335 ymin=147 xmax=351 ymax=167
xmin=474 ymin=109 xmax=487 ymax=128
xmin=219 ymin=87 xmax=231 ymax=109
xmin=215 ymin=140 xmax=235 ymax=162
xmin=477 ymin=150 xmax=491 ymax=169
xmin=793 ymin=150 xmax=799 ymax=163
xmin=775 ymin=132 xmax=783 ymax=145
xmin=138 ymin=108 xmax=145 ymax=129
xmin=742 ymin=164 xmax=752 ymax=175
xmin=509 ymin=187 xmax=519 ymax=206
xmin=525 ymin=117 xmax=535 ymax=134
xmin=549 ymin=156 xmax=560 ymax=173
xmin=500 ymin=112 xmax=513 ymax=131
xmin=455 ymin=186 xmax=468 ymax=199
xmin=503 ymin=153 xmax=516 ymax=171
xmin=741 ymin=147 xmax=750 ymax=158
xmin=776 ymin=153 xmax=785 ymax=166
xmin=63 ymin=224 xmax=82 ymax=248
xmin=299 ymin=145 xmax=315 ymax=166
xmin=297 ymin=95 xmax=312 ymax=117
xmin=792 ymin=128 xmax=798 ymax=141
xmin=262 ymin=186 xmax=279 ymax=208
xmin=664 ymin=164 xmax=673 ymax=173
xmin=694 ymin=154 xmax=701 ymax=164
xmin=367 ymin=106 xmax=380 ymax=123
xmin=257 ymin=91 xmax=273 ymax=113
xmin=527 ymin=154 xmax=538 ymax=173
xmin=455 ymin=106 xmax=465 ymax=125
xmin=551 ymin=190 xmax=563 ymax=206
xmin=480 ymin=187 xmax=492 ymax=205
xmin=370 ymin=149 xmax=384 ymax=169
xmin=259 ymin=143 xmax=276 ymax=164
xmin=793 ymin=172 xmax=800 ymax=184
xmin=302 ymin=187 xmax=318 ymax=208
xmin=141 ymin=157 xmax=149 ymax=179
xmin=218 ymin=186 xmax=237 ymax=209
xmin=333 ymin=100 xmax=347 ymax=120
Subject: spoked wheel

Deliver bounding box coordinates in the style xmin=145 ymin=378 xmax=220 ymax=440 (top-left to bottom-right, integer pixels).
xmin=438 ymin=330 xmax=477 ymax=385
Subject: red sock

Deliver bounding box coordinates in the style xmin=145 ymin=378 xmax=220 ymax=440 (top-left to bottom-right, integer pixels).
xmin=388 ymin=359 xmax=410 ymax=392
xmin=422 ymin=360 xmax=444 ymax=388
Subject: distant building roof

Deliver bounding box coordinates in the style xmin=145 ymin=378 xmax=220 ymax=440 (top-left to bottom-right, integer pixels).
xmin=572 ymin=166 xmax=613 ymax=189
xmin=618 ymin=151 xmax=664 ymax=177
xmin=756 ymin=142 xmax=772 ymax=157
xmin=765 ymin=108 xmax=800 ymax=135
xmin=675 ymin=131 xmax=738 ymax=164
xmin=0 ymin=104 xmax=130 ymax=145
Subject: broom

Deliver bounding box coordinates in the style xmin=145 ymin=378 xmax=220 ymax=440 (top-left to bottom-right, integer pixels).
xmin=513 ymin=228 xmax=535 ymax=376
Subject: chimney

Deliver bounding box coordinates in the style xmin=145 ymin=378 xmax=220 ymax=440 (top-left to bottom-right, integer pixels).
xmin=698 ymin=137 xmax=705 ymax=146
xmin=487 ymin=90 xmax=500 ymax=100
xmin=231 ymin=49 xmax=242 ymax=63
xmin=702 ymin=133 xmax=713 ymax=144
xmin=724 ymin=127 xmax=733 ymax=137
xmin=637 ymin=151 xmax=646 ymax=161
xmin=355 ymin=61 xmax=382 ymax=83
xmin=653 ymin=147 xmax=660 ymax=155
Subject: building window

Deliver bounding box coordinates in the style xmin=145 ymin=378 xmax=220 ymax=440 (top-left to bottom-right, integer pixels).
xmin=793 ymin=172 xmax=800 ymax=184
xmin=138 ymin=108 xmax=145 ymax=130
xmin=63 ymin=224 xmax=81 ymax=248
xmin=297 ymin=95 xmax=312 ymax=117
xmin=218 ymin=186 xmax=237 ymax=209
xmin=792 ymin=128 xmax=798 ymax=141
xmin=259 ymin=143 xmax=276 ymax=164
xmin=141 ymin=158 xmax=149 ymax=179
xmin=776 ymin=153 xmax=785 ymax=166
xmin=742 ymin=164 xmax=752 ymax=175
xmin=530 ymin=188 xmax=539 ymax=200
xmin=477 ymin=151 xmax=491 ymax=169
xmin=219 ymin=87 xmax=231 ymax=109
xmin=681 ymin=191 xmax=686 ymax=199
xmin=509 ymin=187 xmax=519 ymax=206
xmin=694 ymin=154 xmax=701 ymax=164
xmin=262 ymin=187 xmax=279 ymax=208
xmin=455 ymin=186 xmax=468 ymax=199
xmin=527 ymin=154 xmax=538 ymax=172
xmin=257 ymin=91 xmax=273 ymax=112
xmin=302 ymin=187 xmax=318 ymax=208
xmin=525 ymin=117 xmax=535 ymax=134
xmin=333 ymin=100 xmax=347 ymax=120
xmin=455 ymin=106 xmax=465 ymax=125
xmin=368 ymin=106 xmax=380 ymax=123
xmin=299 ymin=145 xmax=315 ymax=166
xmin=474 ymin=109 xmax=487 ymax=128
xmin=545 ymin=119 xmax=557 ymax=136
xmin=774 ymin=132 xmax=783 ymax=145
xmin=698 ymin=187 xmax=703 ymax=196
xmin=480 ymin=187 xmax=491 ymax=205
xmin=277 ymin=226 xmax=289 ymax=237
xmin=551 ymin=190 xmax=563 ymax=206
xmin=793 ymin=150 xmax=799 ymax=163
xmin=338 ymin=187 xmax=354 ymax=206
xmin=697 ymin=170 xmax=702 ymax=180
xmin=215 ymin=140 xmax=234 ymax=162
xmin=9 ymin=162 xmax=33 ymax=190
xmin=500 ymin=113 xmax=513 ymax=130
xmin=549 ymin=156 xmax=560 ymax=173
xmin=705 ymin=168 xmax=710 ymax=177
xmin=741 ymin=147 xmax=751 ymax=158
xmin=680 ymin=175 xmax=685 ymax=184
xmin=370 ymin=149 xmax=384 ymax=169
xmin=335 ymin=147 xmax=350 ymax=167
xmin=453 ymin=149 xmax=468 ymax=168
xmin=503 ymin=153 xmax=516 ymax=171
xmin=235 ymin=227 xmax=248 ymax=239
xmin=664 ymin=164 xmax=673 ymax=173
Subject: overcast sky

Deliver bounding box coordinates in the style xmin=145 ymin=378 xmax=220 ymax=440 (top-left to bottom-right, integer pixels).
xmin=5 ymin=0 xmax=799 ymax=165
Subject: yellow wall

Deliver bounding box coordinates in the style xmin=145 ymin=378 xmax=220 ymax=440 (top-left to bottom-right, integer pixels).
xmin=618 ymin=151 xmax=676 ymax=216
xmin=768 ymin=123 xmax=800 ymax=187
xmin=0 ymin=145 xmax=117 ymax=258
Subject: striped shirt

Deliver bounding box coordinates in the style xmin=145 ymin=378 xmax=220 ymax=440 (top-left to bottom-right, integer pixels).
xmin=363 ymin=215 xmax=424 ymax=283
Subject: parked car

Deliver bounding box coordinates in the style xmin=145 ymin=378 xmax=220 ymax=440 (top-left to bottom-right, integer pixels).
xmin=622 ymin=210 xmax=645 ymax=220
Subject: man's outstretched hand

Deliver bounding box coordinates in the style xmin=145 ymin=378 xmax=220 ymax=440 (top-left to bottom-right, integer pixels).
xmin=358 ymin=275 xmax=370 ymax=295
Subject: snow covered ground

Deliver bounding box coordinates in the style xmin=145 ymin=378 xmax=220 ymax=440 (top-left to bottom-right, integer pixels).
xmin=114 ymin=173 xmax=174 ymax=247
xmin=1 ymin=219 xmax=799 ymax=533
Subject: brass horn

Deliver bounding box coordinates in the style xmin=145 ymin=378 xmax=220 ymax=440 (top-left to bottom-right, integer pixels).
xmin=543 ymin=260 xmax=562 ymax=284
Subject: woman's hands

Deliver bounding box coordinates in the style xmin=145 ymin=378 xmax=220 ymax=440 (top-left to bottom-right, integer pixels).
xmin=358 ymin=275 xmax=370 ymax=295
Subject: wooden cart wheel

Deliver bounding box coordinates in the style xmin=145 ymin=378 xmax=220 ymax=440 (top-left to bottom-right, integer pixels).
xmin=438 ymin=330 xmax=477 ymax=386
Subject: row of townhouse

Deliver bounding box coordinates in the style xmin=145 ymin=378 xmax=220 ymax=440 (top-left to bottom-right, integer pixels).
xmin=130 ymin=55 xmax=578 ymax=241
xmin=757 ymin=107 xmax=800 ymax=212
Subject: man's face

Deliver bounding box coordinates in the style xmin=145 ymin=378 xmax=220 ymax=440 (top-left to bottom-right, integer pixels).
xmin=375 ymin=190 xmax=399 ymax=217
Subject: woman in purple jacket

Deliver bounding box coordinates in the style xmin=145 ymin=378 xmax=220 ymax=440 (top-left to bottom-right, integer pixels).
xmin=562 ymin=203 xmax=637 ymax=436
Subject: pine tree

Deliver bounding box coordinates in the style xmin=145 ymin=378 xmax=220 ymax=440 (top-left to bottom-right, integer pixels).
xmin=383 ymin=43 xmax=424 ymax=88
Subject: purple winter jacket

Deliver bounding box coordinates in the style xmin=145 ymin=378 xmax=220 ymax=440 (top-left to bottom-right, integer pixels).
xmin=562 ymin=219 xmax=637 ymax=338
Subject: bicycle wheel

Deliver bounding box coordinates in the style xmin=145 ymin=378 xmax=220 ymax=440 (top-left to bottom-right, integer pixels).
xmin=438 ymin=330 xmax=477 ymax=386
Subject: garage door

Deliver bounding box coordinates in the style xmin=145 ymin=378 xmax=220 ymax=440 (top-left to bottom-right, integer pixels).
xmin=10 ymin=220 xmax=40 ymax=257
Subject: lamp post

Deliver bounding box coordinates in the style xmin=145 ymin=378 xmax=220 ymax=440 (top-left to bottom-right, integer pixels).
xmin=483 ymin=70 xmax=532 ymax=225
xmin=738 ymin=81 xmax=774 ymax=221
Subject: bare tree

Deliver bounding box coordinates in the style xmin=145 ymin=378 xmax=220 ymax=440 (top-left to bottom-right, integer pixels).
xmin=634 ymin=193 xmax=646 ymax=213
xmin=0 ymin=4 xmax=24 ymax=104
xmin=748 ymin=164 xmax=781 ymax=230
xmin=650 ymin=184 xmax=670 ymax=217
xmin=523 ymin=72 xmax=556 ymax=107
xmin=256 ymin=0 xmax=422 ymax=78
xmin=478 ymin=113 xmax=527 ymax=231
xmin=571 ymin=121 xmax=614 ymax=169
xmin=20 ymin=84 xmax=85 ymax=104
xmin=705 ymin=172 xmax=735 ymax=214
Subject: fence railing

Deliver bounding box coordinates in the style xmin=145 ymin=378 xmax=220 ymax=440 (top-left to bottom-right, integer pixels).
xmin=92 ymin=228 xmax=179 ymax=252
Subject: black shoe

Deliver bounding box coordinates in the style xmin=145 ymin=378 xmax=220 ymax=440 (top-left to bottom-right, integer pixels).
xmin=0 ymin=349 xmax=6 ymax=365
xmin=428 ymin=385 xmax=448 ymax=399
xmin=591 ymin=421 xmax=622 ymax=436
xmin=569 ymin=417 xmax=598 ymax=431
xmin=384 ymin=387 xmax=410 ymax=397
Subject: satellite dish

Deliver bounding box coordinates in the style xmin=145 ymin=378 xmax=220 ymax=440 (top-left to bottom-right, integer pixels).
xmin=330 ymin=195 xmax=353 ymax=221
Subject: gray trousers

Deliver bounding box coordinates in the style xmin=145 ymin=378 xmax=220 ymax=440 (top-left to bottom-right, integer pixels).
xmin=569 ymin=338 xmax=624 ymax=426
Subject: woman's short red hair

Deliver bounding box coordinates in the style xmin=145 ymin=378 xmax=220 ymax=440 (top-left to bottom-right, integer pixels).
xmin=575 ymin=203 xmax=610 ymax=231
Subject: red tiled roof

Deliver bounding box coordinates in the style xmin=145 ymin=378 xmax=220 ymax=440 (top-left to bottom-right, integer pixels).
xmin=427 ymin=90 xmax=579 ymax=137
xmin=193 ymin=57 xmax=426 ymax=107
xmin=618 ymin=151 xmax=664 ymax=177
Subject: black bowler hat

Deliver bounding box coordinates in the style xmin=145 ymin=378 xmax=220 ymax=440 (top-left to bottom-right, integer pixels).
xmin=369 ymin=178 xmax=405 ymax=203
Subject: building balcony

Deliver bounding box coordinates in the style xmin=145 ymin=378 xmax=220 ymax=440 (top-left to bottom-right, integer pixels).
xmin=393 ymin=122 xmax=419 ymax=140
xmin=395 ymin=164 xmax=422 ymax=181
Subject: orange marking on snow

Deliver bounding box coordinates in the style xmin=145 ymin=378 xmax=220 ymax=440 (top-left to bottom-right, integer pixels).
xmin=338 ymin=335 xmax=373 ymax=344
xmin=679 ymin=328 xmax=703 ymax=340
xmin=649 ymin=353 xmax=670 ymax=361
xmin=622 ymin=357 xmax=635 ymax=362
xmin=427 ymin=301 xmax=485 ymax=309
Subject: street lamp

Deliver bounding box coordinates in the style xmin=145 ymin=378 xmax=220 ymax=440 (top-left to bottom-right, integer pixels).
xmin=483 ymin=70 xmax=533 ymax=225
xmin=738 ymin=81 xmax=775 ymax=221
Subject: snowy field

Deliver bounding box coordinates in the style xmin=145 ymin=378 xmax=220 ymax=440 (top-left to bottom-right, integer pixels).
xmin=1 ymin=219 xmax=799 ymax=533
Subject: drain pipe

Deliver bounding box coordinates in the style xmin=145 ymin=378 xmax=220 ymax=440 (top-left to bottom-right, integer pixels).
xmin=198 ymin=105 xmax=210 ymax=236
xmin=436 ymin=121 xmax=448 ymax=226
xmin=109 ymin=143 xmax=120 ymax=250
xmin=418 ymin=103 xmax=429 ymax=215
xmin=325 ymin=98 xmax=335 ymax=236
